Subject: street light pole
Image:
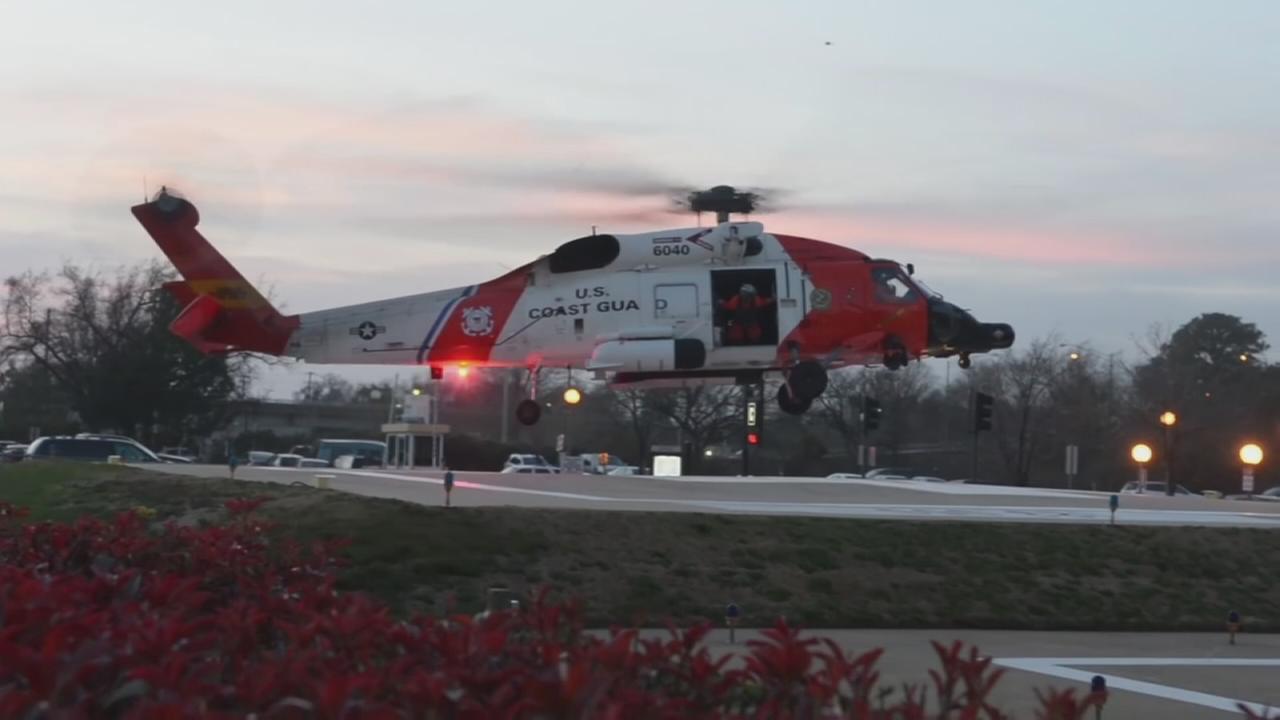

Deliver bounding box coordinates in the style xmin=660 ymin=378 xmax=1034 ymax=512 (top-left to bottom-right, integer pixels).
xmin=1160 ymin=411 xmax=1177 ymax=496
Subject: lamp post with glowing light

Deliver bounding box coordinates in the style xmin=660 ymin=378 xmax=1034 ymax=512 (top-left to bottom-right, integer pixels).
xmin=1159 ymin=411 xmax=1177 ymax=496
xmin=1130 ymin=443 xmax=1153 ymax=493
xmin=560 ymin=385 xmax=582 ymax=466
xmin=1240 ymin=443 xmax=1263 ymax=499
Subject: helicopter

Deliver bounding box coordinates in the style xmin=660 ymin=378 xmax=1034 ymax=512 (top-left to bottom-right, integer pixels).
xmin=132 ymin=184 xmax=1013 ymax=426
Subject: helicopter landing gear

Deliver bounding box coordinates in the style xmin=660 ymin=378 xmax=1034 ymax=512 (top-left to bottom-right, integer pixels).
xmin=957 ymin=353 xmax=972 ymax=370
xmin=515 ymin=366 xmax=542 ymax=426
xmin=883 ymin=337 xmax=909 ymax=370
xmin=515 ymin=399 xmax=541 ymax=426
xmin=776 ymin=383 xmax=813 ymax=415
xmin=776 ymin=360 xmax=826 ymax=415
xmin=788 ymin=360 xmax=828 ymax=400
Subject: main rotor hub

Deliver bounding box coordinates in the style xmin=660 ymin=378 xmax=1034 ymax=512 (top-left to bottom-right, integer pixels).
xmin=687 ymin=185 xmax=760 ymax=223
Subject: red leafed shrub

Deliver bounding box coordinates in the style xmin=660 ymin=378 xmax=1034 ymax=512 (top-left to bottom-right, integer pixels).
xmin=0 ymin=499 xmax=1201 ymax=718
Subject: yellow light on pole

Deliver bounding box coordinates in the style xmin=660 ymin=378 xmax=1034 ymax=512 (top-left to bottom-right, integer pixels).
xmin=1159 ymin=411 xmax=1177 ymax=427
xmin=1069 ymin=351 xmax=1082 ymax=361
xmin=563 ymin=387 xmax=582 ymax=406
xmin=411 ymin=387 xmax=423 ymax=397
xmin=1130 ymin=442 xmax=1153 ymax=493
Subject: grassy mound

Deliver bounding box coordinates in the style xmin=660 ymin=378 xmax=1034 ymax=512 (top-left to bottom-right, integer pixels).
xmin=3 ymin=462 xmax=1278 ymax=630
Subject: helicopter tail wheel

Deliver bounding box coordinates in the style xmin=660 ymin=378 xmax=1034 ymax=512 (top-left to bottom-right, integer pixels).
xmin=958 ymin=353 xmax=972 ymax=370
xmin=515 ymin=398 xmax=542 ymax=426
xmin=776 ymin=383 xmax=813 ymax=415
xmin=787 ymin=360 xmax=828 ymax=401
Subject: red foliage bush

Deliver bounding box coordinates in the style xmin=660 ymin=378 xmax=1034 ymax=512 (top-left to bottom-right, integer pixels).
xmin=0 ymin=500 xmax=1255 ymax=718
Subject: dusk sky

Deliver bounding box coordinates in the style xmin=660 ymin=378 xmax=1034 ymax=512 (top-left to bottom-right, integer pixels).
xmin=3 ymin=1 xmax=1278 ymax=397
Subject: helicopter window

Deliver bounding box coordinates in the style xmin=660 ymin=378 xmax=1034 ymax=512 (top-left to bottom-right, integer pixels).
xmin=871 ymin=267 xmax=919 ymax=304
xmin=655 ymin=284 xmax=699 ymax=319
xmin=549 ymin=234 xmax=620 ymax=274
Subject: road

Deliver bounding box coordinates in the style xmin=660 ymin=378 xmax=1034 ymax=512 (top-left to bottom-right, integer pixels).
xmin=151 ymin=464 xmax=1280 ymax=527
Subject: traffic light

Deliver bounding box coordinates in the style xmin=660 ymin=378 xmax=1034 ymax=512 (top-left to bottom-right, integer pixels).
xmin=746 ymin=432 xmax=760 ymax=446
xmin=563 ymin=387 xmax=583 ymax=405
xmin=973 ymin=392 xmax=994 ymax=432
xmin=862 ymin=397 xmax=882 ymax=432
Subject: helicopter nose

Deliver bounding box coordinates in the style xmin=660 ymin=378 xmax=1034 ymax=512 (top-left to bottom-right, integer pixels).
xmin=982 ymin=323 xmax=1015 ymax=349
xmin=927 ymin=300 xmax=1015 ymax=355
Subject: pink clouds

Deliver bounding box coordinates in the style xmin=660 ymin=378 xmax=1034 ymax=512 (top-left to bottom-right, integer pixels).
xmin=767 ymin=207 xmax=1213 ymax=268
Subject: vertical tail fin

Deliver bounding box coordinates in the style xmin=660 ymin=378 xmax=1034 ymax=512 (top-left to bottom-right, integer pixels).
xmin=132 ymin=189 xmax=299 ymax=355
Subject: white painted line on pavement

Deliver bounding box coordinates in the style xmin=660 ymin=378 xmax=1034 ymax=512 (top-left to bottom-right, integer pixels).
xmin=261 ymin=467 xmax=612 ymax=502
xmin=995 ymin=657 xmax=1280 ymax=716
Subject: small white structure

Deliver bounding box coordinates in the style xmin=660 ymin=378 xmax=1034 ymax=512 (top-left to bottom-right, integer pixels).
xmin=381 ymin=388 xmax=449 ymax=469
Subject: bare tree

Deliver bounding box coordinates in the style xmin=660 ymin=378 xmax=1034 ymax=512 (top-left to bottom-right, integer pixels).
xmin=966 ymin=337 xmax=1064 ymax=486
xmin=1 ymin=261 xmax=254 ymax=445
xmin=647 ymin=385 xmax=741 ymax=469
xmin=815 ymin=363 xmax=935 ymax=465
xmin=295 ymin=373 xmax=355 ymax=403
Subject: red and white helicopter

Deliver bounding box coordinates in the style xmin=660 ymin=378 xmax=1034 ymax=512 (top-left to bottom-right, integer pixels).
xmin=132 ymin=185 xmax=1013 ymax=426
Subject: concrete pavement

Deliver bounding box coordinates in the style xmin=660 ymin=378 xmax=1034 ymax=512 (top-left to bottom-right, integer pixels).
xmin=149 ymin=464 xmax=1280 ymax=527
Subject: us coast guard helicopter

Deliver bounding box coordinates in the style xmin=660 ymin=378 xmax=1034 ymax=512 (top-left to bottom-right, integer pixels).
xmin=132 ymin=185 xmax=1013 ymax=426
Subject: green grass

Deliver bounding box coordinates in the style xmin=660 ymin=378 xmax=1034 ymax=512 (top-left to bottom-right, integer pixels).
xmin=4 ymin=462 xmax=1280 ymax=631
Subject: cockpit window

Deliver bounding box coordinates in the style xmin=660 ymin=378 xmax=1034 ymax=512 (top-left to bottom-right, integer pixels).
xmin=871 ymin=266 xmax=921 ymax=304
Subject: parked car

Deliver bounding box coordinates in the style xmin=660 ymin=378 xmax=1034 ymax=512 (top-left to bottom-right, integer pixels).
xmin=864 ymin=467 xmax=915 ymax=480
xmin=580 ymin=453 xmax=638 ymax=475
xmin=269 ymin=453 xmax=305 ymax=467
xmin=503 ymin=453 xmax=557 ymax=473
xmin=1226 ymin=486 xmax=1280 ymax=501
xmin=2 ymin=444 xmax=27 ymax=463
xmin=1120 ymin=481 xmax=1192 ymax=495
xmin=26 ymin=436 xmax=161 ymax=463
xmin=500 ymin=465 xmax=557 ymax=474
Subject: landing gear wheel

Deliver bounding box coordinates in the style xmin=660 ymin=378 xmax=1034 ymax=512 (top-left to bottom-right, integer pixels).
xmin=515 ymin=399 xmax=542 ymax=426
xmin=777 ymin=383 xmax=813 ymax=415
xmin=788 ymin=360 xmax=828 ymax=400
xmin=957 ymin=353 xmax=972 ymax=370
xmin=883 ymin=337 xmax=909 ymax=370
xmin=883 ymin=351 xmax=908 ymax=370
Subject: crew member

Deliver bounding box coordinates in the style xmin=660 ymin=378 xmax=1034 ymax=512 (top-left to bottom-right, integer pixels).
xmin=720 ymin=283 xmax=774 ymax=345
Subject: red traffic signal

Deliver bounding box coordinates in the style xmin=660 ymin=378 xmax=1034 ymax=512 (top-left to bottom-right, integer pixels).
xmin=746 ymin=432 xmax=759 ymax=446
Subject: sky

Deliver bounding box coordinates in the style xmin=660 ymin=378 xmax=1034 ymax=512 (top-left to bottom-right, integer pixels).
xmin=3 ymin=1 xmax=1278 ymax=398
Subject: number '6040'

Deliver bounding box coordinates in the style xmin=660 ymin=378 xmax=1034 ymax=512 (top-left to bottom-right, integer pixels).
xmin=653 ymin=244 xmax=691 ymax=256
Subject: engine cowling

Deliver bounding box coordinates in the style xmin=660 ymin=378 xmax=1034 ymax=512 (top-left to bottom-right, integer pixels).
xmin=586 ymin=338 xmax=706 ymax=373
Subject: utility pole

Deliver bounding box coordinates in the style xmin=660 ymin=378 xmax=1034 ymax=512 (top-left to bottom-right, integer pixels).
xmin=500 ymin=370 xmax=512 ymax=444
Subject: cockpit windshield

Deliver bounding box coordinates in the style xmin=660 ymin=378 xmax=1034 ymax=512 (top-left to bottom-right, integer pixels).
xmin=871 ymin=265 xmax=923 ymax=304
